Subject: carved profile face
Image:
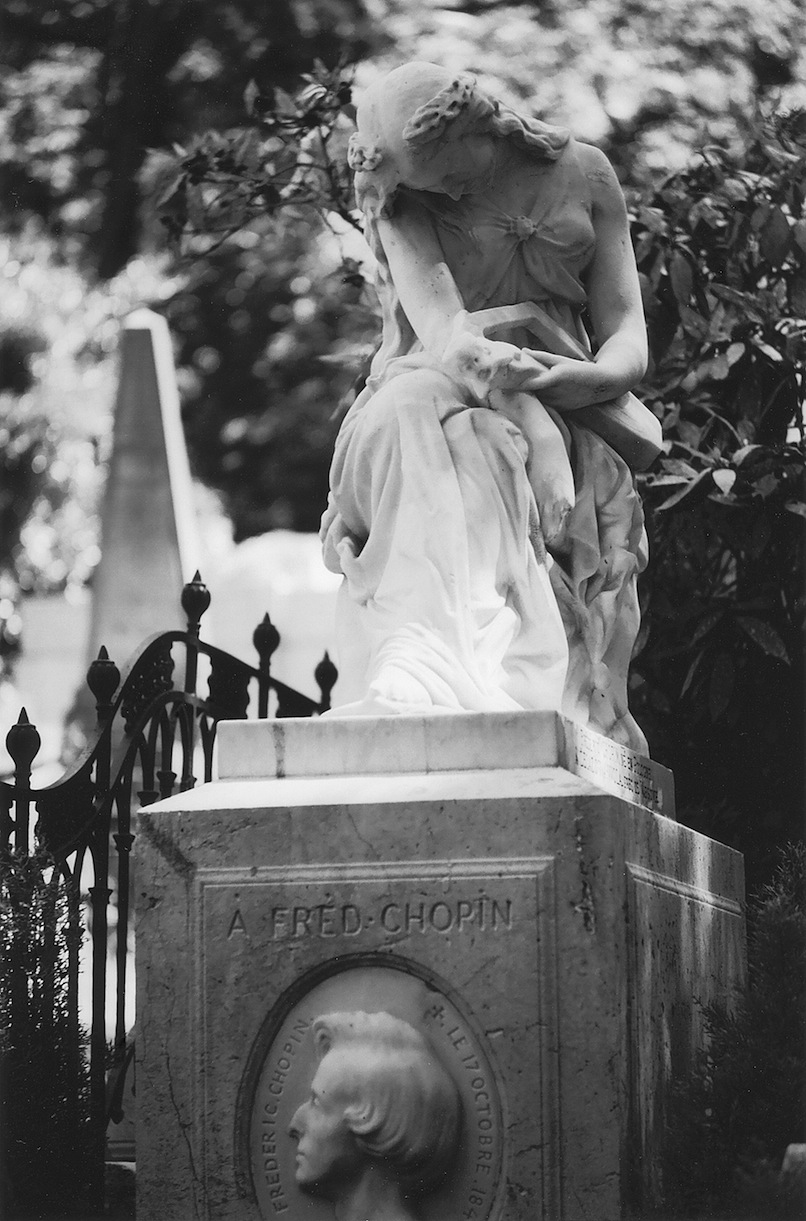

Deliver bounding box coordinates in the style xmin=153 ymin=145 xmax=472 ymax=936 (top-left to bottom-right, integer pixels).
xmin=350 ymin=62 xmax=495 ymax=214
xmin=349 ymin=61 xmax=569 ymax=217
xmin=288 ymin=1011 xmax=462 ymax=1206
xmin=288 ymin=1049 xmax=364 ymax=1196
xmin=398 ymin=132 xmax=497 ymax=200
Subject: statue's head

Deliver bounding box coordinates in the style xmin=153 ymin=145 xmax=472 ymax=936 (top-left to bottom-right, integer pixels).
xmin=288 ymin=1010 xmax=462 ymax=1202
xmin=348 ymin=62 xmax=569 ymax=216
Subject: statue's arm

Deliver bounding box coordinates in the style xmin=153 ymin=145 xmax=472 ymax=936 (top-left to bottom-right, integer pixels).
xmin=524 ymin=144 xmax=648 ymax=412
xmin=376 ymin=199 xmax=548 ymax=400
xmin=584 ymin=144 xmax=648 ymax=391
xmin=376 ymin=199 xmax=467 ymax=356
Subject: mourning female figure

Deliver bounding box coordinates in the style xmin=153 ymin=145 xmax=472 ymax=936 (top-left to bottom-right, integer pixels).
xmin=320 ymin=62 xmax=661 ymax=750
xmin=288 ymin=1011 xmax=461 ymax=1221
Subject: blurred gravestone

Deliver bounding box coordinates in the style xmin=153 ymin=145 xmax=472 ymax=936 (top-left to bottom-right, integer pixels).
xmin=66 ymin=310 xmax=199 ymax=748
xmin=206 ymin=532 xmax=340 ymax=700
xmin=88 ymin=308 xmax=199 ymax=670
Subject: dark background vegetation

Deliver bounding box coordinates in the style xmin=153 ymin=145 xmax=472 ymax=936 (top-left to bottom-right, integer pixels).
xmin=0 ymin=5 xmax=804 ymax=1212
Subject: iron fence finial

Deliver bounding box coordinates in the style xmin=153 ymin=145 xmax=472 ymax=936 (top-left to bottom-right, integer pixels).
xmin=314 ymin=651 xmax=338 ymax=713
xmin=181 ymin=572 xmax=211 ymax=632
xmin=253 ymin=612 xmax=281 ymax=664
xmin=253 ymin=613 xmax=280 ymax=718
xmin=6 ymin=708 xmax=41 ymax=773
xmin=87 ymin=647 xmax=121 ymax=716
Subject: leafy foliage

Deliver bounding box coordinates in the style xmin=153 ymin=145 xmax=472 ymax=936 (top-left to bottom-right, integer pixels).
xmin=354 ymin=0 xmax=806 ymax=184
xmin=164 ymin=218 xmax=377 ymax=536
xmin=0 ymin=237 xmax=172 ymax=600
xmin=0 ymin=848 xmax=92 ymax=1217
xmin=157 ymin=61 xmax=358 ymax=252
xmin=0 ymin=394 xmax=50 ymax=680
xmin=628 ymin=111 xmax=806 ymax=878
xmin=149 ymin=63 xmax=379 ymax=535
xmin=662 ymin=843 xmax=806 ymax=1217
xmin=1 ymin=0 xmax=376 ymax=278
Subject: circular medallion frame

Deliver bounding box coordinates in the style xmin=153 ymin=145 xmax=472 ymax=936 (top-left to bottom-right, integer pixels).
xmin=235 ymin=951 xmax=505 ymax=1221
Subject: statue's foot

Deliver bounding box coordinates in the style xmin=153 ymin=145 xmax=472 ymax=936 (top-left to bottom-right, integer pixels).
xmin=323 ymin=665 xmax=452 ymax=718
xmin=368 ymin=664 xmax=436 ymax=711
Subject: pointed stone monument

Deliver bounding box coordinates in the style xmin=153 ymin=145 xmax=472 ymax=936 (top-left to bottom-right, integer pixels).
xmin=88 ymin=309 xmax=199 ymax=668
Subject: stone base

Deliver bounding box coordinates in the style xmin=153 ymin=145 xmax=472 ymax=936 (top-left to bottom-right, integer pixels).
xmin=135 ymin=712 xmax=745 ymax=1221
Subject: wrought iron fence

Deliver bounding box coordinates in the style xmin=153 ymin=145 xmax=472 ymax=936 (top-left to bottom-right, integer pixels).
xmin=0 ymin=574 xmax=336 ymax=1215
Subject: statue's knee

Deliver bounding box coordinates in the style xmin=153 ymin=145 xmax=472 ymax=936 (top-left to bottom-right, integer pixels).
xmin=367 ymin=370 xmax=460 ymax=425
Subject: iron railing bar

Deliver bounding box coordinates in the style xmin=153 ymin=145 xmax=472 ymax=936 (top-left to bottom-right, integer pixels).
xmin=137 ymin=717 xmax=160 ymax=804
xmin=157 ymin=704 xmax=178 ymax=799
xmin=112 ymin=782 xmax=134 ymax=1057
xmin=40 ymin=864 xmax=58 ymax=1080
xmin=26 ymin=692 xmax=218 ymax=859
xmin=87 ymin=827 xmax=111 ymax=1208
xmin=199 ymin=714 xmax=216 ymax=783
xmin=176 ymin=701 xmax=196 ymax=791
xmin=61 ymin=855 xmax=83 ymax=1155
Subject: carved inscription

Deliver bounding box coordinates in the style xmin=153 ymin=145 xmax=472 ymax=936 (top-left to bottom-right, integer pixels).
xmin=379 ymin=898 xmax=512 ymax=935
xmin=565 ymin=719 xmax=669 ymax=813
xmin=228 ymin=909 xmax=249 ymax=938
xmin=428 ymin=1001 xmax=501 ymax=1220
xmin=258 ymin=1017 xmax=311 ymax=1214
xmin=228 ymin=897 xmax=514 ymax=940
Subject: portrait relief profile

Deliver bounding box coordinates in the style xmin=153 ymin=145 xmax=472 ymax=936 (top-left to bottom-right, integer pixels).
xmin=245 ymin=965 xmax=504 ymax=1221
xmin=288 ymin=1010 xmax=462 ymax=1221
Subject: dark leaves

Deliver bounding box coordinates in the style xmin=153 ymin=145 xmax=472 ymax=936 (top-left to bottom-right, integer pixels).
xmin=759 ymin=205 xmax=792 ymax=265
xmin=654 ymin=469 xmax=716 ymax=511
xmin=632 ymin=108 xmax=804 ymax=770
xmin=155 ymin=62 xmax=358 ymax=251
xmin=708 ymin=652 xmax=735 ymax=721
xmin=736 ymin=616 xmax=790 ymax=661
xmin=670 ymin=249 xmax=694 ymax=306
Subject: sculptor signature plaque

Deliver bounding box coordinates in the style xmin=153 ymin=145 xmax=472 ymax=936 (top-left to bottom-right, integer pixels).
xmin=248 ymin=965 xmax=504 ymax=1221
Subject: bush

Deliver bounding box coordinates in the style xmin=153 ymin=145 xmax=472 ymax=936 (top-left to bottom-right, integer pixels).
xmin=0 ymin=847 xmax=92 ymax=1218
xmin=629 ymin=110 xmax=806 ymax=883
xmin=155 ymin=64 xmax=374 ymax=537
xmin=662 ymin=843 xmax=806 ymax=1217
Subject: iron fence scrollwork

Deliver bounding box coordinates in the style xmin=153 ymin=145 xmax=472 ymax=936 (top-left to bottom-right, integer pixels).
xmin=0 ymin=574 xmax=336 ymax=1215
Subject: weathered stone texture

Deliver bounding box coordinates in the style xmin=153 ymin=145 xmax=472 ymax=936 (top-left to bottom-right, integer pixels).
xmin=136 ymin=713 xmax=744 ymax=1221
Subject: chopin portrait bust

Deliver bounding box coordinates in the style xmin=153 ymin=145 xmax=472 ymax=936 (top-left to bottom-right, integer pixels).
xmin=288 ymin=1011 xmax=462 ymax=1221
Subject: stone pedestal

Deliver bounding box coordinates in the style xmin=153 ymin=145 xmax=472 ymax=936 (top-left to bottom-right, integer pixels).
xmin=135 ymin=712 xmax=745 ymax=1221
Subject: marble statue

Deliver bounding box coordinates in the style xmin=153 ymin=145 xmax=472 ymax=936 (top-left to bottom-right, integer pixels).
xmin=288 ymin=1010 xmax=462 ymax=1221
xmin=320 ymin=62 xmax=662 ymax=750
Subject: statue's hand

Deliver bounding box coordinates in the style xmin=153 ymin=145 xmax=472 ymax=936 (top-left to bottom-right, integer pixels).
xmin=442 ymin=322 xmax=546 ymax=404
xmin=520 ymin=350 xmax=626 ymax=410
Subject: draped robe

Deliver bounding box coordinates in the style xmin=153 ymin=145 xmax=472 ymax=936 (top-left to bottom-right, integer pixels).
xmin=320 ymin=137 xmax=648 ymax=751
